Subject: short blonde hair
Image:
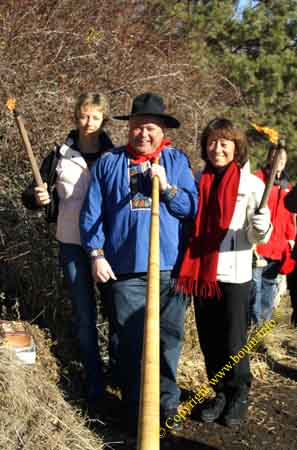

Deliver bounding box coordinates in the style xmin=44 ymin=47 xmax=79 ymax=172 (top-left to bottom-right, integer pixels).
xmin=74 ymin=93 xmax=110 ymax=125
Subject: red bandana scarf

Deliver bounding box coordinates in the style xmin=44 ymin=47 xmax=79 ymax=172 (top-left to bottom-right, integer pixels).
xmin=176 ymin=160 xmax=240 ymax=298
xmin=127 ymin=139 xmax=172 ymax=164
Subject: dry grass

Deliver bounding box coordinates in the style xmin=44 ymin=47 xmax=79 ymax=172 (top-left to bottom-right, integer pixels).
xmin=264 ymin=295 xmax=297 ymax=371
xmin=0 ymin=298 xmax=296 ymax=450
xmin=177 ymin=303 xmax=208 ymax=392
xmin=0 ymin=324 xmax=104 ymax=450
xmin=265 ymin=326 xmax=297 ymax=369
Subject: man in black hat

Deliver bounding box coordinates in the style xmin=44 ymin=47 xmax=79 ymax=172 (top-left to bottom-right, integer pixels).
xmin=80 ymin=92 xmax=197 ymax=433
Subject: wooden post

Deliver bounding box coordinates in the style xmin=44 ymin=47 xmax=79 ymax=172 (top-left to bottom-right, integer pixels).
xmin=137 ymin=162 xmax=160 ymax=450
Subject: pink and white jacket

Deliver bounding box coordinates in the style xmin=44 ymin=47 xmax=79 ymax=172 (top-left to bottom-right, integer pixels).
xmin=56 ymin=144 xmax=92 ymax=245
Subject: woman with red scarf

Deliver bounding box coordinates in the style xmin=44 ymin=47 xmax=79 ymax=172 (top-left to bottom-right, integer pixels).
xmin=177 ymin=118 xmax=272 ymax=426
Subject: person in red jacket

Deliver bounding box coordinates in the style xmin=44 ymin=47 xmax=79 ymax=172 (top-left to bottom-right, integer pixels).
xmin=250 ymin=146 xmax=296 ymax=324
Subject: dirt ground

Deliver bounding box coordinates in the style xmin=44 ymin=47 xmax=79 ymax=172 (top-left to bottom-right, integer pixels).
xmin=98 ymin=373 xmax=297 ymax=450
xmin=85 ymin=296 xmax=297 ymax=450
xmin=162 ymin=374 xmax=297 ymax=450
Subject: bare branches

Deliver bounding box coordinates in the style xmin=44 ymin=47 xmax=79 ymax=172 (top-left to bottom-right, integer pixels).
xmin=0 ymin=0 xmax=241 ymax=347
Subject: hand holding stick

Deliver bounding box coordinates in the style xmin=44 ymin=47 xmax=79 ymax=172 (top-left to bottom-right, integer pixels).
xmin=258 ymin=139 xmax=285 ymax=210
xmin=6 ymin=97 xmax=43 ymax=187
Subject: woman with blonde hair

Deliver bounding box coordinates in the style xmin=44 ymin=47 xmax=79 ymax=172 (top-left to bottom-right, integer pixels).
xmin=22 ymin=93 xmax=113 ymax=413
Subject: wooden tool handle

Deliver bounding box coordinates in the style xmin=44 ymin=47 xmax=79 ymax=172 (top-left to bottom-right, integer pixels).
xmin=14 ymin=110 xmax=43 ymax=187
xmin=137 ymin=162 xmax=160 ymax=450
xmin=258 ymin=145 xmax=282 ymax=210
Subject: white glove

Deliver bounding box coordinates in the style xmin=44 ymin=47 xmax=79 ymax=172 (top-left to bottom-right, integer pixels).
xmin=288 ymin=240 xmax=295 ymax=250
xmin=251 ymin=207 xmax=271 ymax=234
xmin=91 ymin=257 xmax=117 ymax=283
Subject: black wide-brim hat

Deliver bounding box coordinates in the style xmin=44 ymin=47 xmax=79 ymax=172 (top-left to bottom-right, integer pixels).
xmin=113 ymin=92 xmax=180 ymax=129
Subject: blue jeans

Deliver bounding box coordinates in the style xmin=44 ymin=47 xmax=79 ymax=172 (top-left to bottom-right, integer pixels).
xmin=104 ymin=271 xmax=188 ymax=418
xmin=251 ymin=259 xmax=280 ymax=324
xmin=58 ymin=242 xmax=104 ymax=401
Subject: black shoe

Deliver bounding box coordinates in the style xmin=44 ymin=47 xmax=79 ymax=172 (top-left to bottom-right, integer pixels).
xmin=121 ymin=417 xmax=138 ymax=437
xmin=87 ymin=392 xmax=119 ymax=420
xmin=87 ymin=396 xmax=106 ymax=419
xmin=161 ymin=408 xmax=183 ymax=432
xmin=222 ymin=391 xmax=248 ymax=427
xmin=200 ymin=392 xmax=226 ymax=423
xmin=117 ymin=406 xmax=138 ymax=437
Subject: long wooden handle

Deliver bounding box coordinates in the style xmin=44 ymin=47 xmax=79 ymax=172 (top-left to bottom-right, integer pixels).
xmin=137 ymin=163 xmax=160 ymax=450
xmin=258 ymin=145 xmax=282 ymax=210
xmin=14 ymin=110 xmax=43 ymax=187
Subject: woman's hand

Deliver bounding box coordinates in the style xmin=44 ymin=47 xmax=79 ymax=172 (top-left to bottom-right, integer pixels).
xmin=91 ymin=257 xmax=117 ymax=283
xmin=251 ymin=207 xmax=271 ymax=234
xmin=150 ymin=163 xmax=168 ymax=192
xmin=34 ymin=182 xmax=50 ymax=206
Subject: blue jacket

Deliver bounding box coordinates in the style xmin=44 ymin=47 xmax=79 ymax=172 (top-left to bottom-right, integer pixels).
xmin=80 ymin=145 xmax=198 ymax=274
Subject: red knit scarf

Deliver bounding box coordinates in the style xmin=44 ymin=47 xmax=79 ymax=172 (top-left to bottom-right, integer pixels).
xmin=176 ymin=160 xmax=240 ymax=298
xmin=127 ymin=139 xmax=171 ymax=164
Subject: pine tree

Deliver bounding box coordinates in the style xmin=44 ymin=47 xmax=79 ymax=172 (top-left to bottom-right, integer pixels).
xmin=150 ymin=0 xmax=297 ymax=177
xmin=224 ymin=0 xmax=297 ymax=172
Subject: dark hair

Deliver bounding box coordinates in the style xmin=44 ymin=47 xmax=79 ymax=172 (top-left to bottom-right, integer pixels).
xmin=266 ymin=145 xmax=287 ymax=164
xmin=200 ymin=118 xmax=248 ymax=167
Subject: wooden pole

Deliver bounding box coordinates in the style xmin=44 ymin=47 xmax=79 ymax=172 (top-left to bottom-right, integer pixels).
xmin=137 ymin=160 xmax=160 ymax=450
xmin=258 ymin=141 xmax=284 ymax=210
xmin=254 ymin=140 xmax=285 ymax=267
xmin=13 ymin=110 xmax=44 ymax=187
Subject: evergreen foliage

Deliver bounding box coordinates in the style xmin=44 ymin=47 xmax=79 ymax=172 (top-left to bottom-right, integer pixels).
xmin=152 ymin=0 xmax=297 ymax=175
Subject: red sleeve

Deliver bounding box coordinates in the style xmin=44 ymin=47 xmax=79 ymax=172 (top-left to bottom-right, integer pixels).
xmin=285 ymin=211 xmax=296 ymax=241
